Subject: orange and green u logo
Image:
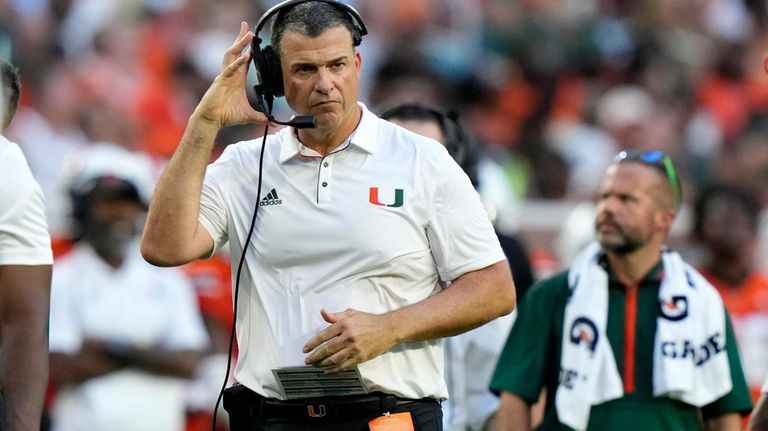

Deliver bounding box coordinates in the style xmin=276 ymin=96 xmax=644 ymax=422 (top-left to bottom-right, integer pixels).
xmin=369 ymin=187 xmax=404 ymax=207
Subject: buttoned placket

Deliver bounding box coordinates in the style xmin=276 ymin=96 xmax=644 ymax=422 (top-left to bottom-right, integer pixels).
xmin=317 ymin=156 xmax=333 ymax=203
xmin=295 ymin=132 xmax=354 ymax=204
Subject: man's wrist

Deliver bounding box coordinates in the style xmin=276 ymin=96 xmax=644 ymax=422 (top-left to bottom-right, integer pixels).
xmin=189 ymin=110 xmax=223 ymax=132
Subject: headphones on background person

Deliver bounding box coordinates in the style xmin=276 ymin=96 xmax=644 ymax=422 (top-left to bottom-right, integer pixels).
xmin=249 ymin=0 xmax=368 ymax=116
xmin=379 ymin=103 xmax=480 ymax=186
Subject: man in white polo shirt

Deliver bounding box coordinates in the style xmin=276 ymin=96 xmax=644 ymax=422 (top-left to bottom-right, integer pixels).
xmin=0 ymin=58 xmax=53 ymax=430
xmin=141 ymin=1 xmax=516 ymax=430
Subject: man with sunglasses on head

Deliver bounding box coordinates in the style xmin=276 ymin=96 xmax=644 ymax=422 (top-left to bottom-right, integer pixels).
xmin=490 ymin=151 xmax=752 ymax=431
xmin=141 ymin=1 xmax=516 ymax=430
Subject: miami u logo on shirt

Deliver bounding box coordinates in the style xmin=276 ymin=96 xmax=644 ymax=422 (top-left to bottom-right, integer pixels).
xmin=369 ymin=187 xmax=404 ymax=207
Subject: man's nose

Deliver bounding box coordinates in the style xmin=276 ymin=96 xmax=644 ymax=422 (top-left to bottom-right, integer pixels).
xmin=314 ymin=68 xmax=334 ymax=93
xmin=597 ymin=197 xmax=618 ymax=214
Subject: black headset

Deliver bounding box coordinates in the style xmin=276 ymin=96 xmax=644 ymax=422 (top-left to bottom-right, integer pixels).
xmin=379 ymin=103 xmax=480 ymax=186
xmin=250 ymin=0 xmax=368 ymax=115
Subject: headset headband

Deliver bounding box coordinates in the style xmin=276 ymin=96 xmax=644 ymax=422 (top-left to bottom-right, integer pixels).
xmin=254 ymin=0 xmax=368 ymax=45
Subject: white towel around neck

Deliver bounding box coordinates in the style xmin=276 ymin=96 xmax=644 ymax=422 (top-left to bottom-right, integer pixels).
xmin=555 ymin=242 xmax=732 ymax=430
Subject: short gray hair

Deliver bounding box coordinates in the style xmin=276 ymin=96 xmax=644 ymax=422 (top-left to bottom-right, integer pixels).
xmin=271 ymin=2 xmax=362 ymax=56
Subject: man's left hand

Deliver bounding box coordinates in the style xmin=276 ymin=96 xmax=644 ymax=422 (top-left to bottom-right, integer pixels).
xmin=303 ymin=308 xmax=398 ymax=373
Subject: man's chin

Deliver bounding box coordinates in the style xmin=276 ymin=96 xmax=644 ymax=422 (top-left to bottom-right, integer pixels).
xmin=599 ymin=239 xmax=639 ymax=255
xmin=311 ymin=112 xmax=340 ymax=129
xmin=598 ymin=236 xmax=629 ymax=253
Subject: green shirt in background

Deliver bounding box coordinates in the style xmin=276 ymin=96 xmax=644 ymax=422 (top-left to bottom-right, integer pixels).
xmin=489 ymin=262 xmax=753 ymax=431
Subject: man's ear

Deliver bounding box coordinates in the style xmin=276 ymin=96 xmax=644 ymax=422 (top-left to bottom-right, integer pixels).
xmin=657 ymin=208 xmax=676 ymax=234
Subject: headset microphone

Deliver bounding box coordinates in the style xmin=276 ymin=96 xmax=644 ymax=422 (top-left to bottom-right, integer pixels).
xmin=269 ymin=115 xmax=317 ymax=129
xmin=253 ymin=83 xmax=317 ymax=129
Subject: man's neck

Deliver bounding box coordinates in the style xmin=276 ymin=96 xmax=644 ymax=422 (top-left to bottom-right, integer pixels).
xmin=605 ymin=247 xmax=662 ymax=285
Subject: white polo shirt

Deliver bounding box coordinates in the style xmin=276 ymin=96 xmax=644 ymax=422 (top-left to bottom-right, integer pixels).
xmin=0 ymin=135 xmax=52 ymax=266
xmin=199 ymin=103 xmax=505 ymax=400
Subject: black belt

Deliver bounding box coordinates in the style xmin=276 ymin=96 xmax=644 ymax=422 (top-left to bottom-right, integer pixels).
xmin=227 ymin=385 xmax=432 ymax=422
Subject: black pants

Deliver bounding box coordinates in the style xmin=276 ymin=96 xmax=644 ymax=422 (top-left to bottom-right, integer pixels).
xmin=224 ymin=385 xmax=442 ymax=431
xmin=251 ymin=401 xmax=441 ymax=430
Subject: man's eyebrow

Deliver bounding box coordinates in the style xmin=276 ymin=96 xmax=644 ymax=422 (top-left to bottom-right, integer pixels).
xmin=325 ymin=55 xmax=348 ymax=64
xmin=290 ymin=55 xmax=349 ymax=69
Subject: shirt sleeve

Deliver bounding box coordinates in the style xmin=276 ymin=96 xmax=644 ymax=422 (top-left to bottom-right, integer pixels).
xmin=489 ymin=273 xmax=568 ymax=402
xmin=426 ymin=147 xmax=505 ymax=282
xmin=701 ymin=309 xmax=754 ymax=418
xmin=0 ymin=142 xmax=53 ymax=265
xmin=198 ymin=146 xmax=237 ymax=254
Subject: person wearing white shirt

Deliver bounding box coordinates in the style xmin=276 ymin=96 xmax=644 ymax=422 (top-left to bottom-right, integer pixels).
xmin=48 ymin=144 xmax=209 ymax=431
xmin=141 ymin=1 xmax=516 ymax=430
xmin=0 ymin=58 xmax=53 ymax=431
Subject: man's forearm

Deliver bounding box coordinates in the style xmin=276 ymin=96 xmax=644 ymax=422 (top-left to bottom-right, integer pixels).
xmin=49 ymin=349 xmax=123 ymax=387
xmin=705 ymin=412 xmax=743 ymax=431
xmin=0 ymin=265 xmax=51 ymax=431
xmin=1 ymin=320 xmax=48 ymax=431
xmin=108 ymin=347 xmax=202 ymax=379
xmin=497 ymin=392 xmax=532 ymax=431
xmin=386 ymin=260 xmax=515 ymax=344
xmin=141 ymin=114 xmax=219 ymax=266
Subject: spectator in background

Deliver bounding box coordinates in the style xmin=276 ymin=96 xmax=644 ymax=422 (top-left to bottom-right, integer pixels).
xmin=491 ymin=150 xmax=752 ymax=430
xmin=692 ymin=184 xmax=768 ymax=403
xmin=0 ymin=58 xmax=53 ymax=430
xmin=380 ymin=102 xmax=534 ymax=431
xmin=47 ymin=143 xmax=209 ymax=431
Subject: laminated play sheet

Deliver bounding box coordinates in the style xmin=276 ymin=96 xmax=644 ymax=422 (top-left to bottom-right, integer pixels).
xmin=272 ymin=365 xmax=368 ymax=399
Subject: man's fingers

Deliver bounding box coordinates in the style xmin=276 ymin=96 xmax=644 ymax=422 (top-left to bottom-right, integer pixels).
xmin=303 ymin=324 xmax=341 ymax=354
xmin=320 ymin=308 xmax=339 ymax=324
xmin=324 ymin=356 xmax=358 ymax=374
xmin=223 ymin=22 xmax=254 ymax=67
xmin=316 ymin=347 xmax=349 ymax=369
xmin=221 ymin=53 xmax=250 ymax=77
xmin=237 ymin=21 xmax=248 ymax=40
xmin=304 ymin=341 xmax=339 ymax=365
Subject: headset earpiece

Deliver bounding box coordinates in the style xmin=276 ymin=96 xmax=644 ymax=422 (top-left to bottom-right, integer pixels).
xmin=253 ymin=44 xmax=284 ymax=98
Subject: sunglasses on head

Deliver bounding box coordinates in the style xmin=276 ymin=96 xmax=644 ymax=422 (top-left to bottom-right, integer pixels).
xmin=613 ymin=150 xmax=682 ymax=211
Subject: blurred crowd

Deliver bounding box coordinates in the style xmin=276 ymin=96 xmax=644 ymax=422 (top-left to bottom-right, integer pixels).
xmin=3 ymin=0 xmax=768 ymax=429
xmin=3 ymin=0 xmax=768 ymax=255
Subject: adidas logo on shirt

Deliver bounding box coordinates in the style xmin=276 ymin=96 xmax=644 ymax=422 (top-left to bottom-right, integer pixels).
xmin=259 ymin=188 xmax=282 ymax=206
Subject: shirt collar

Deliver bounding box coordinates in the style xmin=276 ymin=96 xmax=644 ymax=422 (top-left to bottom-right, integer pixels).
xmin=278 ymin=102 xmax=378 ymax=163
xmin=604 ymin=255 xmax=665 ymax=285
